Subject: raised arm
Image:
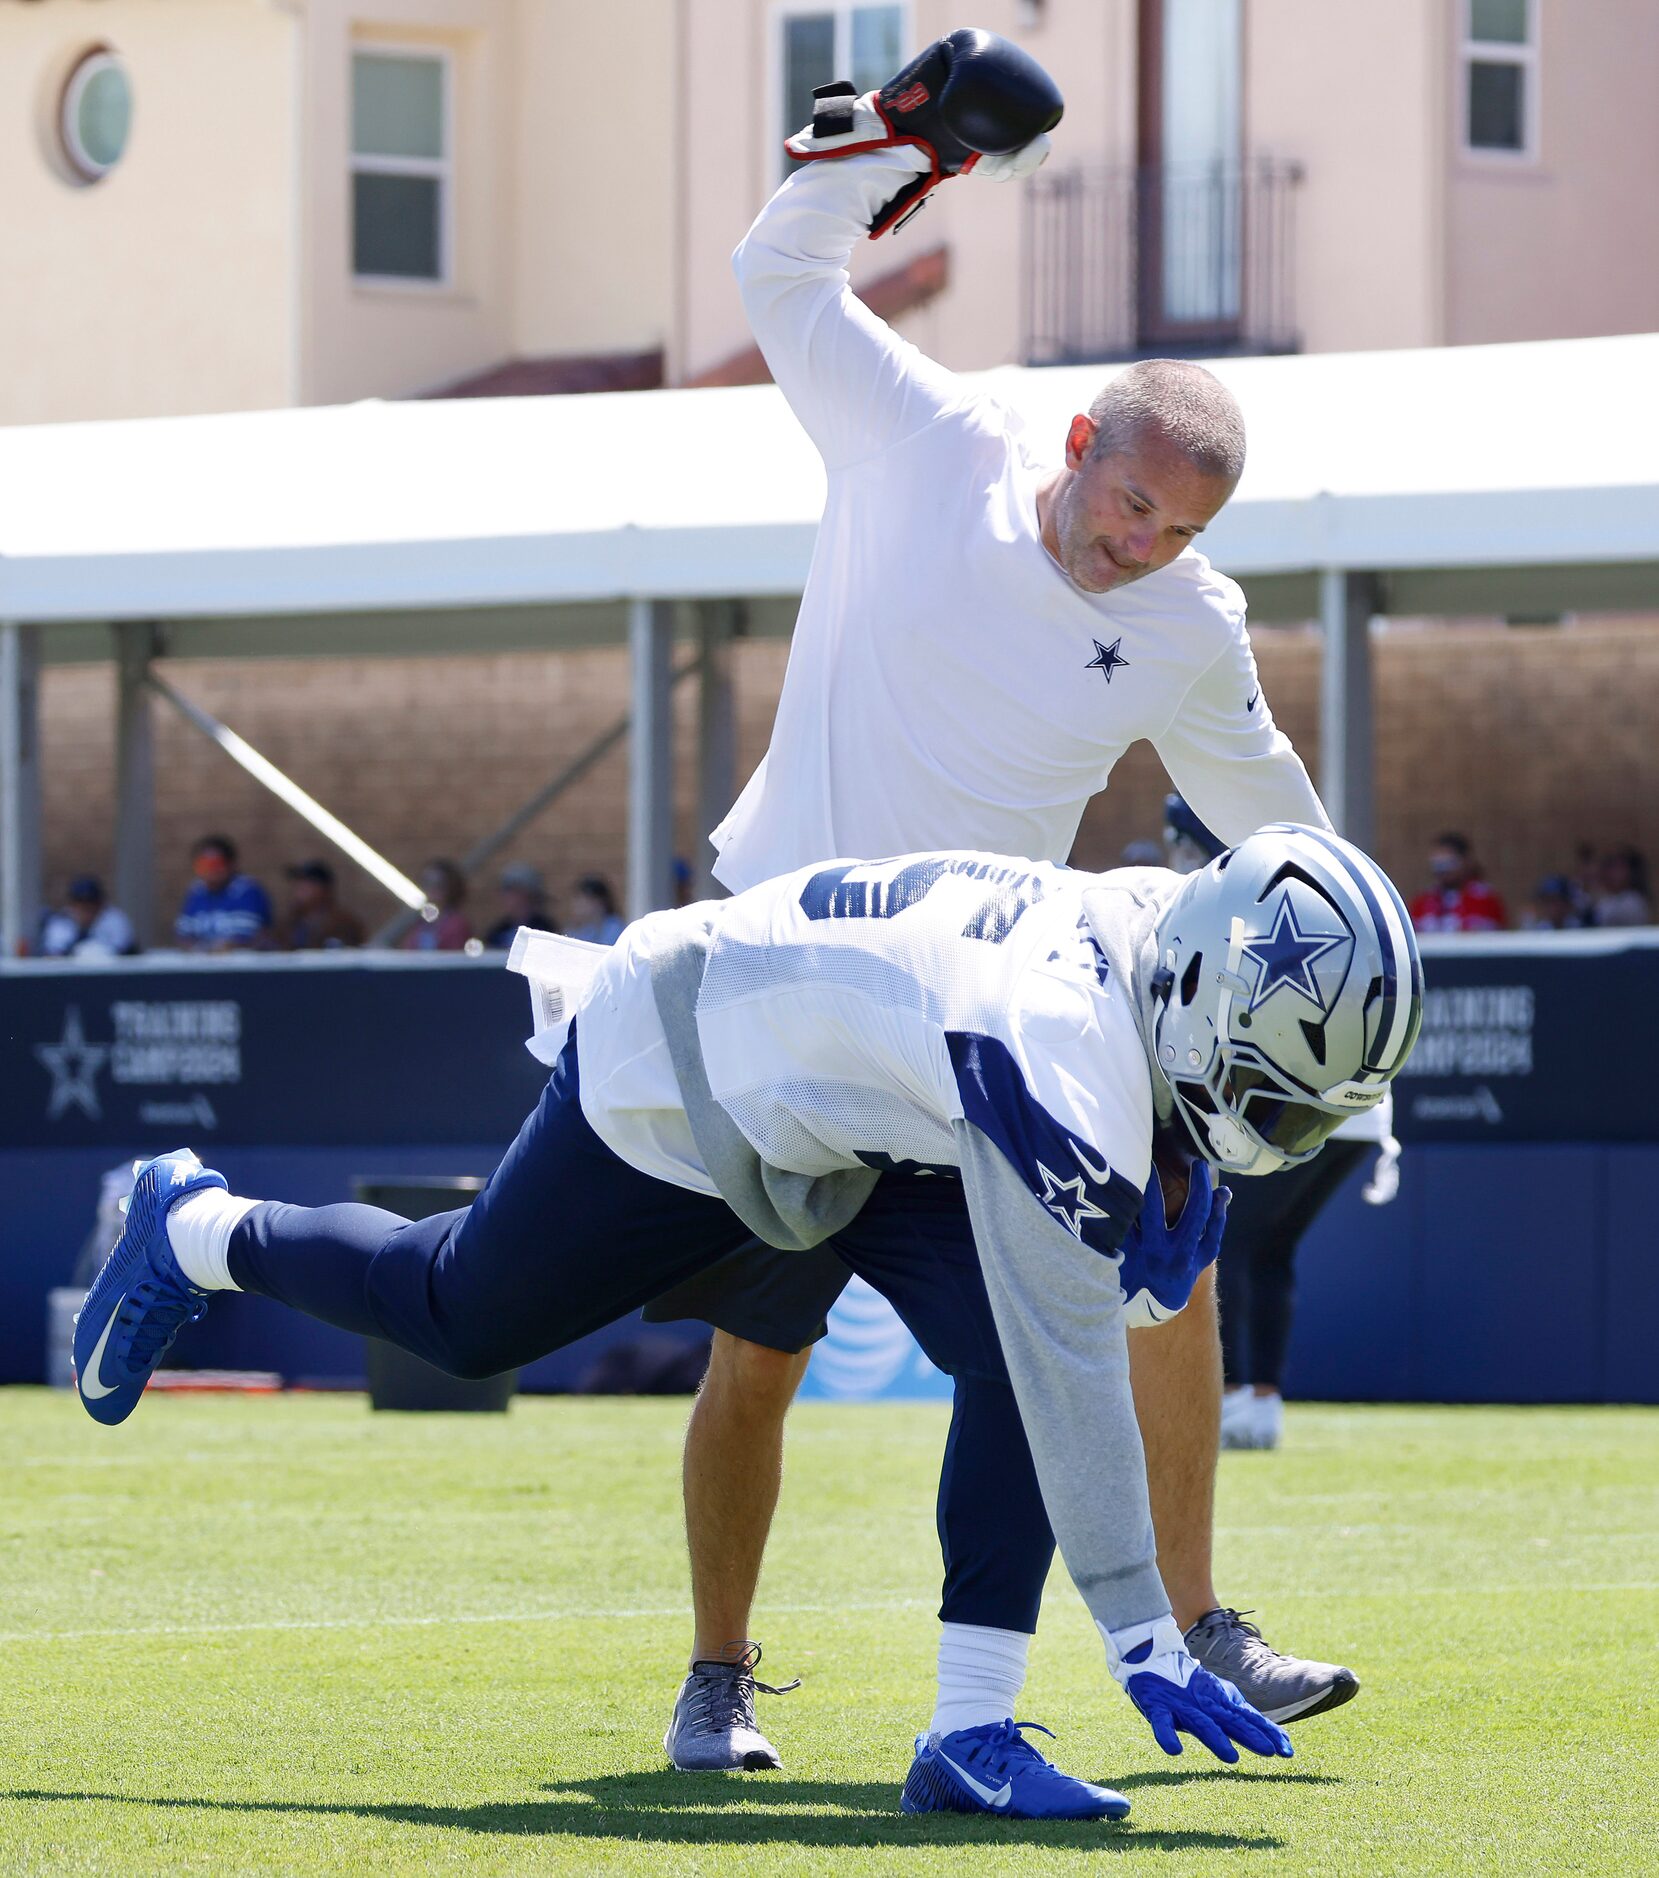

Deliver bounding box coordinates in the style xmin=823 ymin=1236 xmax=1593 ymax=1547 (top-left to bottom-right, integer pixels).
xmin=956 ymin=1120 xmax=1294 ymax=1763
xmin=733 ymin=28 xmax=1062 ymax=471
xmin=1154 ymin=615 xmax=1331 ymax=846
xmin=732 ymin=153 xmax=966 ymax=471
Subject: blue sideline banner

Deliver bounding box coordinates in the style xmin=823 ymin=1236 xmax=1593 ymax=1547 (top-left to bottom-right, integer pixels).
xmin=7 ymin=952 xmax=544 ymax=1151
xmin=1395 ymin=929 xmax=1659 ymax=1144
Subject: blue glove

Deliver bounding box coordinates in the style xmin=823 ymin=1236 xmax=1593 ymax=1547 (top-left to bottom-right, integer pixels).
xmin=1105 ymin=1616 xmax=1292 ymax=1763
xmin=1117 ymin=1159 xmax=1230 ymax=1325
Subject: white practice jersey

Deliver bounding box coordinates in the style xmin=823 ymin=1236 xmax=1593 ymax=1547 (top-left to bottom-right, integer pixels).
xmin=709 ymin=149 xmax=1327 ymax=893
xmin=571 ymin=852 xmax=1188 ymax=1636
xmin=577 ymin=851 xmax=1159 ymax=1276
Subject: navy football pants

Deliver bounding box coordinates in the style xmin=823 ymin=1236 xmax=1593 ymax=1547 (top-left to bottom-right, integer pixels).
xmin=230 ymin=1035 xmax=1058 ymax=1632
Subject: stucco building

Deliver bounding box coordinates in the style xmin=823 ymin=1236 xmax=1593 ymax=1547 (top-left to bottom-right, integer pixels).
xmin=4 ymin=0 xmax=1657 ymax=938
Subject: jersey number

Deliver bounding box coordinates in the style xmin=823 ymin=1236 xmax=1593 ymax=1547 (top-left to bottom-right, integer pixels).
xmin=798 ymin=857 xmax=1046 ymax=944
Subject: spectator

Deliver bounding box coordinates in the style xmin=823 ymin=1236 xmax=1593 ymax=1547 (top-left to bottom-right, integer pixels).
xmin=277 ymin=860 xmax=365 ymax=951
xmin=1408 ymin=832 xmax=1508 ymax=933
xmin=174 ymin=835 xmax=273 ymax=952
xmin=1119 ymin=838 xmax=1163 ymax=869
xmin=37 ymin=876 xmax=138 ymax=958
xmin=483 ymin=862 xmax=558 ymax=950
xmin=1522 ymin=875 xmax=1586 ymax=932
xmin=567 ymin=873 xmax=624 ymax=946
xmin=1594 ymin=845 xmax=1653 ymax=928
xmin=402 ymin=858 xmax=472 ymax=952
xmin=1571 ymin=841 xmax=1601 ymax=920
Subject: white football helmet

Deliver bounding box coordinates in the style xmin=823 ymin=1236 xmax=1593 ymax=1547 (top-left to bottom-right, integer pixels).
xmin=1152 ymin=824 xmax=1423 ymax=1176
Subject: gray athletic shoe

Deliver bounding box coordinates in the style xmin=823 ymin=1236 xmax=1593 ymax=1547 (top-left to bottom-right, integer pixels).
xmin=663 ymin=1642 xmax=798 ymax=1771
xmin=1184 ymin=1608 xmax=1359 ymax=1724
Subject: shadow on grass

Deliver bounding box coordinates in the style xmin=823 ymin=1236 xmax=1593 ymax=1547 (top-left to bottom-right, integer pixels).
xmin=1116 ymin=1767 xmax=1343 ymax=1792
xmin=7 ymin=1774 xmax=1299 ymax=1851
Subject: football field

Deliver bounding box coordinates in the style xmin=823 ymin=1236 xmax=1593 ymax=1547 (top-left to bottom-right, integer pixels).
xmin=1 ymin=1391 xmax=1653 ymax=1876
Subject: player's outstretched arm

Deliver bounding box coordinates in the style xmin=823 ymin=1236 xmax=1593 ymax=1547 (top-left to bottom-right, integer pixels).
xmin=732 ymin=29 xmax=1061 ymax=472
xmin=955 ymin=1118 xmax=1290 ymax=1765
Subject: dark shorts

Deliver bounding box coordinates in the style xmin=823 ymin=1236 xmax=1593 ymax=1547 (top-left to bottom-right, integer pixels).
xmin=642 ymin=1235 xmax=854 ymax=1353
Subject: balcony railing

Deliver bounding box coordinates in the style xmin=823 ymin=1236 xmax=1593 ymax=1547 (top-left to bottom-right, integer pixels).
xmin=1023 ymin=158 xmax=1304 ymax=366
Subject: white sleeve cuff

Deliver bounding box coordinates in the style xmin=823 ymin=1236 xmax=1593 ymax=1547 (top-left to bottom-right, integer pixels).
xmin=1099 ymin=1612 xmax=1186 ymax=1683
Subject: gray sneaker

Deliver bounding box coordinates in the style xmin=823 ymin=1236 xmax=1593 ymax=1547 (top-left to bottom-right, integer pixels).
xmin=1184 ymin=1608 xmax=1359 ymax=1724
xmin=663 ymin=1642 xmax=798 ymax=1771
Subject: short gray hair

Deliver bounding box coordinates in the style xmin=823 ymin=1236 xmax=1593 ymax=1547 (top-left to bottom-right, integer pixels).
xmin=1086 ymin=359 xmax=1246 ymax=484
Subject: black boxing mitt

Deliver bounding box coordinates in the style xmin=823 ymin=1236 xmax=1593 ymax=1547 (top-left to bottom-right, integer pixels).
xmin=785 ymin=28 xmax=1064 ymax=238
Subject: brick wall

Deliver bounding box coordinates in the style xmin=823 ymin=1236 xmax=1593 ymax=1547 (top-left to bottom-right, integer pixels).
xmin=34 ymin=618 xmax=1659 ymax=942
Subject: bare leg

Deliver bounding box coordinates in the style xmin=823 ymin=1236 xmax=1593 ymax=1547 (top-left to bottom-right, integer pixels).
xmin=1127 ymin=1262 xmax=1222 ymax=1631
xmin=684 ymin=1329 xmax=812 ymax=1665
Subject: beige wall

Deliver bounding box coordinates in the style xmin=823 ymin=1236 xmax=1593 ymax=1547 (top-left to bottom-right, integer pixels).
xmin=299 ymin=0 xmax=515 ymax=403
xmin=1446 ymin=0 xmax=1659 ymax=345
xmin=9 ymin=0 xmax=1657 ymax=430
xmin=676 ymin=0 xmax=1140 ymax=385
xmin=0 ymin=0 xmax=299 ymax=424
xmin=301 ymin=0 xmax=680 ymax=400
xmin=1248 ymin=0 xmax=1448 ymax=353
xmin=675 ymin=0 xmax=1467 ymax=382
xmin=508 ymin=0 xmax=674 ymax=361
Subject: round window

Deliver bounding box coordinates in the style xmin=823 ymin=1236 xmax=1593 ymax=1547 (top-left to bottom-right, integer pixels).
xmin=61 ymin=50 xmax=133 ymax=182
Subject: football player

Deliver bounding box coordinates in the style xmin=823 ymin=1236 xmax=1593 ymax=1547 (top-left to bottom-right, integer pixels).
xmin=75 ymin=824 xmax=1421 ymax=1820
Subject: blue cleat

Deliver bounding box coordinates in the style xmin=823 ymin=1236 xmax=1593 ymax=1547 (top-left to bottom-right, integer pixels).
xmin=73 ymin=1149 xmax=227 ymax=1427
xmin=900 ymin=1719 xmax=1129 ymax=1821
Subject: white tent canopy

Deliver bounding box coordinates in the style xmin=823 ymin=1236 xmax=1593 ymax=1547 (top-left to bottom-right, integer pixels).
xmin=3 ymin=330 xmax=1658 ymax=631
xmin=3 ymin=330 xmax=1657 ymax=947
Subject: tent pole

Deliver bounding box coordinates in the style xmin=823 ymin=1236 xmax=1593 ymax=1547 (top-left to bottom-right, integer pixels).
xmin=146 ymin=670 xmax=428 ymax=917
xmin=627 ymin=598 xmax=676 ymax=919
xmin=0 ymin=622 xmax=43 ymax=957
xmin=114 ymin=623 xmax=160 ymax=948
xmin=694 ymin=600 xmax=737 ymax=899
xmin=1319 ymin=569 xmax=1378 ymax=851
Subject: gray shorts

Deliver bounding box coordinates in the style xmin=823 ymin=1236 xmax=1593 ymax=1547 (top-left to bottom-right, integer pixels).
xmin=642 ymin=1235 xmax=853 ymax=1355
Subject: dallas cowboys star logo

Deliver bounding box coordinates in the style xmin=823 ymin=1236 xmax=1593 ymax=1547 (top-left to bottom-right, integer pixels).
xmin=1085 ymin=637 xmax=1130 ymax=684
xmin=1037 ymin=1161 xmax=1110 ymax=1239
xmin=33 ymin=1004 xmax=109 ymax=1121
xmin=1240 ymin=894 xmax=1352 ymax=1014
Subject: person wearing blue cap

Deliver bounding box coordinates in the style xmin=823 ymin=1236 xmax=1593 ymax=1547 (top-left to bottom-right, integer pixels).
xmin=36 ymin=876 xmax=138 ymax=958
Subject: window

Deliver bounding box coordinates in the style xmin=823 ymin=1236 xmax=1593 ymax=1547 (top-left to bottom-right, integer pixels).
xmin=60 ymin=48 xmax=133 ymax=183
xmin=1461 ymin=0 xmax=1537 ymax=159
xmin=776 ymin=4 xmax=905 ymax=175
xmin=351 ymin=48 xmax=451 ymax=283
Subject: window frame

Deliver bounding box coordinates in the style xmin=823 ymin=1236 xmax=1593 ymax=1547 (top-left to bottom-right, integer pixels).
xmin=60 ymin=47 xmax=133 ymax=184
xmin=769 ymin=0 xmax=910 ymax=184
xmin=349 ymin=41 xmax=455 ymax=290
xmin=1459 ymin=0 xmax=1539 ymax=165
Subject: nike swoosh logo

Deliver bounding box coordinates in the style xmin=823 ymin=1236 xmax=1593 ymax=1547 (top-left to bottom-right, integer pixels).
xmin=1073 ymin=1145 xmax=1113 ymax=1186
xmin=1246 ymin=691 xmax=1260 ymax=712
xmin=937 ymin=1750 xmax=1012 ymax=1809
xmin=78 ymin=1306 xmax=123 ymax=1401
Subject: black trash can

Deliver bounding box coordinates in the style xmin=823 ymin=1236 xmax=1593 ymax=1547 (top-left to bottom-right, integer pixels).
xmin=353 ymin=1175 xmax=518 ymax=1412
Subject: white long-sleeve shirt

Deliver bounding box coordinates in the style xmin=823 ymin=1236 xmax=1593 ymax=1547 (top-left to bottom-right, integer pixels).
xmin=710 ymin=150 xmax=1328 ymax=892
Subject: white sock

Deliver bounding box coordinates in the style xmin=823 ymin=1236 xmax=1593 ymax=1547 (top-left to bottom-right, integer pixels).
xmin=166 ymin=1190 xmax=259 ymax=1290
xmin=929 ymin=1622 xmax=1031 ymax=1738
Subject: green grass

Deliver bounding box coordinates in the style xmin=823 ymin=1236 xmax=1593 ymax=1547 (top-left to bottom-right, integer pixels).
xmin=0 ymin=1393 xmax=1654 ymax=1876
